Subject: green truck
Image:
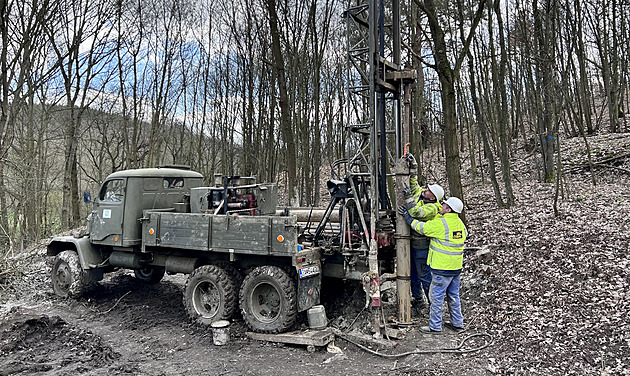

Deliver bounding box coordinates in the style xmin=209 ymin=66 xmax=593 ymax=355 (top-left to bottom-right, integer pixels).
xmin=47 ymin=166 xmax=322 ymax=333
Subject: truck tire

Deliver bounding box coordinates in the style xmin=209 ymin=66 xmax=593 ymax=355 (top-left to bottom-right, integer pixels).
xmin=134 ymin=266 xmax=165 ymax=284
xmin=239 ymin=265 xmax=297 ymax=333
xmin=214 ymin=261 xmax=244 ymax=291
xmin=183 ymin=265 xmax=237 ymax=324
xmin=51 ymin=250 xmax=85 ymax=298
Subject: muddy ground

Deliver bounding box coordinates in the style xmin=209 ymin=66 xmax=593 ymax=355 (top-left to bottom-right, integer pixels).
xmin=1 ymin=263 xmax=487 ymax=376
xmin=2 ymin=133 xmax=630 ymax=375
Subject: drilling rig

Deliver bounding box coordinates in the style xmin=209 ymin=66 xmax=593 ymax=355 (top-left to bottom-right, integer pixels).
xmin=302 ymin=0 xmax=418 ymax=334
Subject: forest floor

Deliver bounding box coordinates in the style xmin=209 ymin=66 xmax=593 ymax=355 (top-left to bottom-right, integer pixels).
xmin=1 ymin=133 xmax=630 ymax=376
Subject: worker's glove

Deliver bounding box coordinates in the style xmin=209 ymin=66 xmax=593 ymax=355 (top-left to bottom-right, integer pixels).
xmin=402 ymin=182 xmax=412 ymax=198
xmin=397 ymin=206 xmax=414 ymax=225
xmin=407 ymin=154 xmax=418 ymax=178
xmin=406 ymin=153 xmax=418 ymax=169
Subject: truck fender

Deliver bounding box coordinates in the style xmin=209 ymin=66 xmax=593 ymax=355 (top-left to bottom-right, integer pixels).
xmin=47 ymin=236 xmax=103 ymax=270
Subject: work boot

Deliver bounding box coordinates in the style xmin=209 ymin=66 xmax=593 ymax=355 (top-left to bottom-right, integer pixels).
xmin=420 ymin=326 xmax=441 ymax=334
xmin=411 ymin=298 xmax=426 ymax=317
xmin=444 ymin=321 xmax=464 ymax=333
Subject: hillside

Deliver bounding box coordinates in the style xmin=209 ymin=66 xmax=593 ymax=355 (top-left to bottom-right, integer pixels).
xmin=0 ymin=133 xmax=629 ymax=375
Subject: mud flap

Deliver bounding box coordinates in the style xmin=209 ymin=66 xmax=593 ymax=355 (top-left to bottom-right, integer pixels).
xmin=297 ymin=274 xmax=321 ymax=312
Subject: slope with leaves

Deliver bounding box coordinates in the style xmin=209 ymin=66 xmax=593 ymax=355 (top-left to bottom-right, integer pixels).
xmin=461 ymin=134 xmax=630 ymax=375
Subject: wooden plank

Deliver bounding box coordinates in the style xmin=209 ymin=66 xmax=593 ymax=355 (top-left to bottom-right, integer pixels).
xmin=386 ymin=69 xmax=417 ymax=81
xmin=246 ymin=328 xmax=334 ymax=347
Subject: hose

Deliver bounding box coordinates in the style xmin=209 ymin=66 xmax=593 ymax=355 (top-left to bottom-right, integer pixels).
xmin=333 ymin=329 xmax=493 ymax=358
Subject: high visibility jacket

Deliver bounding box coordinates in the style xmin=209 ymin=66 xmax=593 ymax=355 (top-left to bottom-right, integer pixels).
xmin=405 ymin=176 xmax=441 ymax=251
xmin=405 ymin=176 xmax=441 ymax=221
xmin=410 ymin=213 xmax=467 ymax=271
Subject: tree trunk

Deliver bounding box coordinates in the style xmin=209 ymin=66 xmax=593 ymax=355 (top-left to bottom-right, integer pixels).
xmin=420 ymin=0 xmax=485 ymax=217
xmin=494 ymin=0 xmax=515 ymax=205
xmin=266 ymin=0 xmax=297 ymax=205
xmin=575 ymin=0 xmax=594 ymax=135
xmin=421 ymin=0 xmax=462 ymax=202
xmin=533 ymin=0 xmax=557 ymax=183
xmin=456 ymin=0 xmax=503 ymax=206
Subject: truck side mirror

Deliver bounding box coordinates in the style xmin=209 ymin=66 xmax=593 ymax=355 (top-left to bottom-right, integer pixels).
xmin=83 ymin=190 xmax=92 ymax=204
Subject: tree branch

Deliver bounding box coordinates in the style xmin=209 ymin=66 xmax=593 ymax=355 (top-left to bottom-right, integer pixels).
xmin=401 ymin=39 xmax=436 ymax=70
xmin=454 ymin=0 xmax=486 ymax=75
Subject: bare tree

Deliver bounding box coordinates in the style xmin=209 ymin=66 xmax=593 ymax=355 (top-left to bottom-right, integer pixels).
xmin=533 ymin=0 xmax=557 ymax=183
xmin=48 ymin=0 xmax=116 ymax=228
xmin=265 ymin=0 xmax=297 ymax=205
xmin=1 ymin=0 xmax=61 ymax=243
xmin=416 ymin=0 xmax=485 ymax=214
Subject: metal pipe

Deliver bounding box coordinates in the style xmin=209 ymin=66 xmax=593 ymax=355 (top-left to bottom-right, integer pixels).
xmin=394 ymin=158 xmax=411 ymax=324
xmin=275 ymin=208 xmax=340 ymax=223
xmin=395 ymin=82 xmax=413 ymax=325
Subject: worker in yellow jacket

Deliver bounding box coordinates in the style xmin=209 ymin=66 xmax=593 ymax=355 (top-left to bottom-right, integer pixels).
xmin=398 ymin=196 xmax=467 ymax=334
xmin=401 ymin=154 xmax=443 ymax=307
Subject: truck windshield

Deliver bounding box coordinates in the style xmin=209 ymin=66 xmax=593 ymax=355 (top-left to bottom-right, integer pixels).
xmin=100 ymin=179 xmax=125 ymax=202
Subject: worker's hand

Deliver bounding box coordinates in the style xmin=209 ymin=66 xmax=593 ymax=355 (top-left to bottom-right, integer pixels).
xmin=397 ymin=206 xmax=408 ymax=216
xmin=397 ymin=206 xmax=414 ymax=224
xmin=406 ymin=153 xmax=418 ymax=169
xmin=402 ymin=182 xmax=411 ymax=197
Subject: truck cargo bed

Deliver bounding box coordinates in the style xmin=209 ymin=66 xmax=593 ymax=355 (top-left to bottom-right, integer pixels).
xmin=142 ymin=211 xmax=298 ymax=256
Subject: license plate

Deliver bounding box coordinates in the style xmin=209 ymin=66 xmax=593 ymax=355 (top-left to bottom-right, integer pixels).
xmin=298 ymin=264 xmax=320 ymax=279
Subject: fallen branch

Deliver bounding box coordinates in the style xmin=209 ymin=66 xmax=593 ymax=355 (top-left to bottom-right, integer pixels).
xmin=597 ymin=163 xmax=630 ymax=175
xmin=566 ymin=152 xmax=630 ymax=171
xmin=100 ymin=291 xmax=131 ymax=314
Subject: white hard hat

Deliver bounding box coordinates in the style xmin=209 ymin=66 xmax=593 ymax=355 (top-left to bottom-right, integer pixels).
xmin=445 ymin=197 xmax=464 ymax=213
xmin=428 ymin=184 xmax=445 ymax=201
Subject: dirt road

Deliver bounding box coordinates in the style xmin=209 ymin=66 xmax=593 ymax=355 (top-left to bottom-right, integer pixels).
xmin=1 ymin=256 xmax=488 ymax=376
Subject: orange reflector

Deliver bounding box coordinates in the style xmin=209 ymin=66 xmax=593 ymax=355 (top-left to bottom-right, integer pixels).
xmin=114 ymin=237 xmax=119 ymax=242
xmin=277 ymin=235 xmax=284 ymax=243
xmin=149 ymin=228 xmax=154 ymax=235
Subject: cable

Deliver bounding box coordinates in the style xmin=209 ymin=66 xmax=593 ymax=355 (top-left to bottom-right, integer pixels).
xmin=346 ymin=306 xmax=366 ymax=331
xmin=333 ymin=329 xmax=493 ymax=358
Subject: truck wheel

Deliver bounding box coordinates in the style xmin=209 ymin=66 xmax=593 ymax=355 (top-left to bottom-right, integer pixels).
xmin=51 ymin=250 xmax=85 ymax=298
xmin=239 ymin=265 xmax=297 ymax=333
xmin=183 ymin=265 xmax=237 ymax=324
xmin=214 ymin=262 xmax=244 ymax=290
xmin=134 ymin=266 xmax=165 ymax=284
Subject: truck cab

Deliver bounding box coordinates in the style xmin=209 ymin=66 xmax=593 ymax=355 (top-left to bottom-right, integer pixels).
xmin=87 ymin=167 xmax=204 ymax=248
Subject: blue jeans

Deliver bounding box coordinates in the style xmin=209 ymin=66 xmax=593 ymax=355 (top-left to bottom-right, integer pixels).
xmin=410 ymin=248 xmax=431 ymax=299
xmin=428 ymin=273 xmax=464 ymax=331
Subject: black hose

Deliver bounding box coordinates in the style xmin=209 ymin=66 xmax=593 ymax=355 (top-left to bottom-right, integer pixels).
xmin=333 ymin=330 xmax=493 ymax=358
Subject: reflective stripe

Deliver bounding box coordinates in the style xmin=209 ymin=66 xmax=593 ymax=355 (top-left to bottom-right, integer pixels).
xmin=412 ymin=221 xmax=425 ymax=235
xmin=433 ymin=238 xmax=465 ymax=248
xmin=430 ymin=244 xmax=463 ymax=256
xmin=441 ymin=218 xmax=450 ymax=241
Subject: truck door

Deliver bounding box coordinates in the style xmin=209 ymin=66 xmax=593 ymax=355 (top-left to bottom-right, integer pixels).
xmin=90 ymin=178 xmax=126 ymax=243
